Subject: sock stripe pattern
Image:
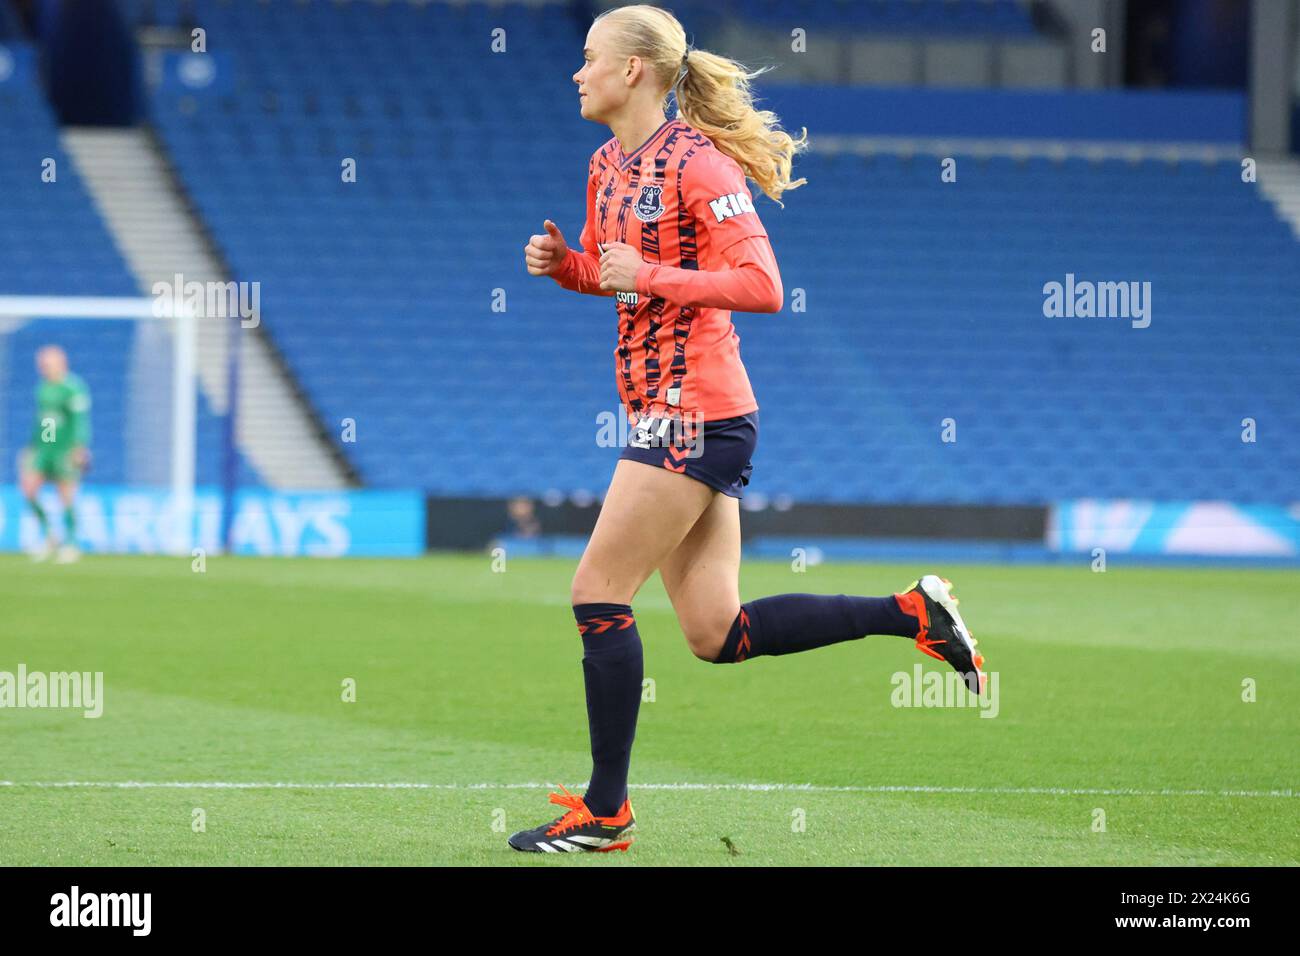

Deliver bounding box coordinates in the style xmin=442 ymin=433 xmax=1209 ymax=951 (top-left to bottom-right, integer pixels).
xmin=576 ymin=614 xmax=635 ymax=635
xmin=714 ymin=593 xmax=919 ymax=663
xmin=734 ymin=607 xmax=752 ymax=662
xmin=573 ymin=602 xmax=643 ymax=819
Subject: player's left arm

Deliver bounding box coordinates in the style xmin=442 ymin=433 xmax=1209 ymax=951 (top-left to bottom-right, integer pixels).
xmin=68 ymin=379 xmax=92 ymax=467
xmin=599 ymin=154 xmax=783 ymax=312
xmin=635 ymin=235 xmax=781 ymax=312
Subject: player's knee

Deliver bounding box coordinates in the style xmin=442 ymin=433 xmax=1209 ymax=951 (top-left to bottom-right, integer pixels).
xmin=680 ymin=615 xmax=730 ymax=662
xmin=570 ymin=566 xmax=592 ymax=606
xmin=570 ymin=567 xmax=626 ymax=607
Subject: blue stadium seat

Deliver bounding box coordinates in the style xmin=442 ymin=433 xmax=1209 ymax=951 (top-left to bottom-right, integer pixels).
xmin=121 ymin=0 xmax=1300 ymax=504
xmin=0 ymin=41 xmax=262 ymax=487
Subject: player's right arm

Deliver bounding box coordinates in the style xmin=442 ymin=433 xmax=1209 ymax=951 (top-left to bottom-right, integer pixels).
xmin=29 ymin=384 xmax=42 ymax=449
xmin=524 ymin=152 xmax=612 ymax=297
xmin=67 ymin=378 xmax=92 ymax=468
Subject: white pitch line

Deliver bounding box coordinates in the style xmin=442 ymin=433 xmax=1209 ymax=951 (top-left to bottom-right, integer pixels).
xmin=0 ymin=781 xmax=1295 ymax=798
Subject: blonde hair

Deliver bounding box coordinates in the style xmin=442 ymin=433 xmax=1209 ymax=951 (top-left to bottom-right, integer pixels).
xmin=594 ymin=4 xmax=808 ymax=205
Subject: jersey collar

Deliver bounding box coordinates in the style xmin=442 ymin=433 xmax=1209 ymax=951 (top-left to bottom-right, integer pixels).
xmin=618 ymin=118 xmax=678 ymax=171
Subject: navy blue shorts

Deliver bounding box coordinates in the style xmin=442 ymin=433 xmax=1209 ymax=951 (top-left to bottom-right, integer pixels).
xmin=618 ymin=410 xmax=759 ymax=498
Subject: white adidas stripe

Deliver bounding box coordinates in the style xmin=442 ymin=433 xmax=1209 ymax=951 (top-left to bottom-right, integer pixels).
xmin=567 ymin=835 xmax=613 ymax=847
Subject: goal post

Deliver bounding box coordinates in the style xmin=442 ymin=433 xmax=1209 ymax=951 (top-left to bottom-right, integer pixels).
xmin=0 ymin=294 xmax=197 ymax=552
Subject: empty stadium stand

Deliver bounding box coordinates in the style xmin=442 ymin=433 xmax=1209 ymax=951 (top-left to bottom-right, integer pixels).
xmin=5 ymin=0 xmax=1295 ymax=508
xmin=0 ymin=39 xmax=261 ymax=486
xmin=138 ymin=1 xmax=1297 ymax=505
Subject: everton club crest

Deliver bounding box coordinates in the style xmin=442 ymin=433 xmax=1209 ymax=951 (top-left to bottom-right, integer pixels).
xmin=634 ymin=184 xmax=665 ymax=223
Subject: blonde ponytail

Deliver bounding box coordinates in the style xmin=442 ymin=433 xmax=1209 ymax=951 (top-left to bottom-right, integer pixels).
xmin=595 ymin=4 xmax=808 ymax=205
xmin=674 ymin=47 xmax=808 ymax=205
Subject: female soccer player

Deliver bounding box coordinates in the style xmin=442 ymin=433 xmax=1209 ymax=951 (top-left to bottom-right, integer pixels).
xmin=20 ymin=345 xmax=91 ymax=564
xmin=514 ymin=4 xmax=985 ymax=853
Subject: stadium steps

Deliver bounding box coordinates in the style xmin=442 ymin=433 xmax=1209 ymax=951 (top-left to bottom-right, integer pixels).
xmin=61 ymin=127 xmax=353 ymax=490
xmin=1257 ymin=158 xmax=1300 ymax=240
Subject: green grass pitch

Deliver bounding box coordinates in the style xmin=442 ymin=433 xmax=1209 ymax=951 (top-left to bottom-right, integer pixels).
xmin=0 ymin=552 xmax=1296 ymax=866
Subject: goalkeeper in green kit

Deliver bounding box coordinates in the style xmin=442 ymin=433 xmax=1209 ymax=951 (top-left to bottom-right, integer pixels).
xmin=19 ymin=346 xmax=91 ymax=563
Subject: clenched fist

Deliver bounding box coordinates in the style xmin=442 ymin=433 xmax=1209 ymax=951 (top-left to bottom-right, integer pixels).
xmin=524 ymin=220 xmax=568 ymax=276
xmin=598 ymin=241 xmax=642 ymax=293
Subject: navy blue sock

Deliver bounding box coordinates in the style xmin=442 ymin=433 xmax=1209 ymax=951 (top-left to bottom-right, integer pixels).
xmin=713 ymin=593 xmax=918 ymax=663
xmin=574 ymin=602 xmax=643 ymax=817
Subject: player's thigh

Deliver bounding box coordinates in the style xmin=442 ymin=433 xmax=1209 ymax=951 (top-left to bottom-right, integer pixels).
xmin=658 ymin=490 xmax=742 ymax=661
xmin=571 ymin=458 xmax=715 ymax=606
xmin=18 ymin=451 xmax=43 ymax=498
xmin=19 ymin=472 xmax=43 ymax=498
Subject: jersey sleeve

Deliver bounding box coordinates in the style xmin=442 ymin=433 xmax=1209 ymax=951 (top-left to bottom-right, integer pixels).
xmin=681 ymin=150 xmax=768 ymax=256
xmin=634 ymin=234 xmax=783 ymax=313
xmin=29 ymin=385 xmax=42 ymax=447
xmin=550 ymin=148 xmax=614 ymax=297
xmin=67 ymin=379 xmax=91 ymax=446
xmin=631 ymin=151 xmax=781 ymax=312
